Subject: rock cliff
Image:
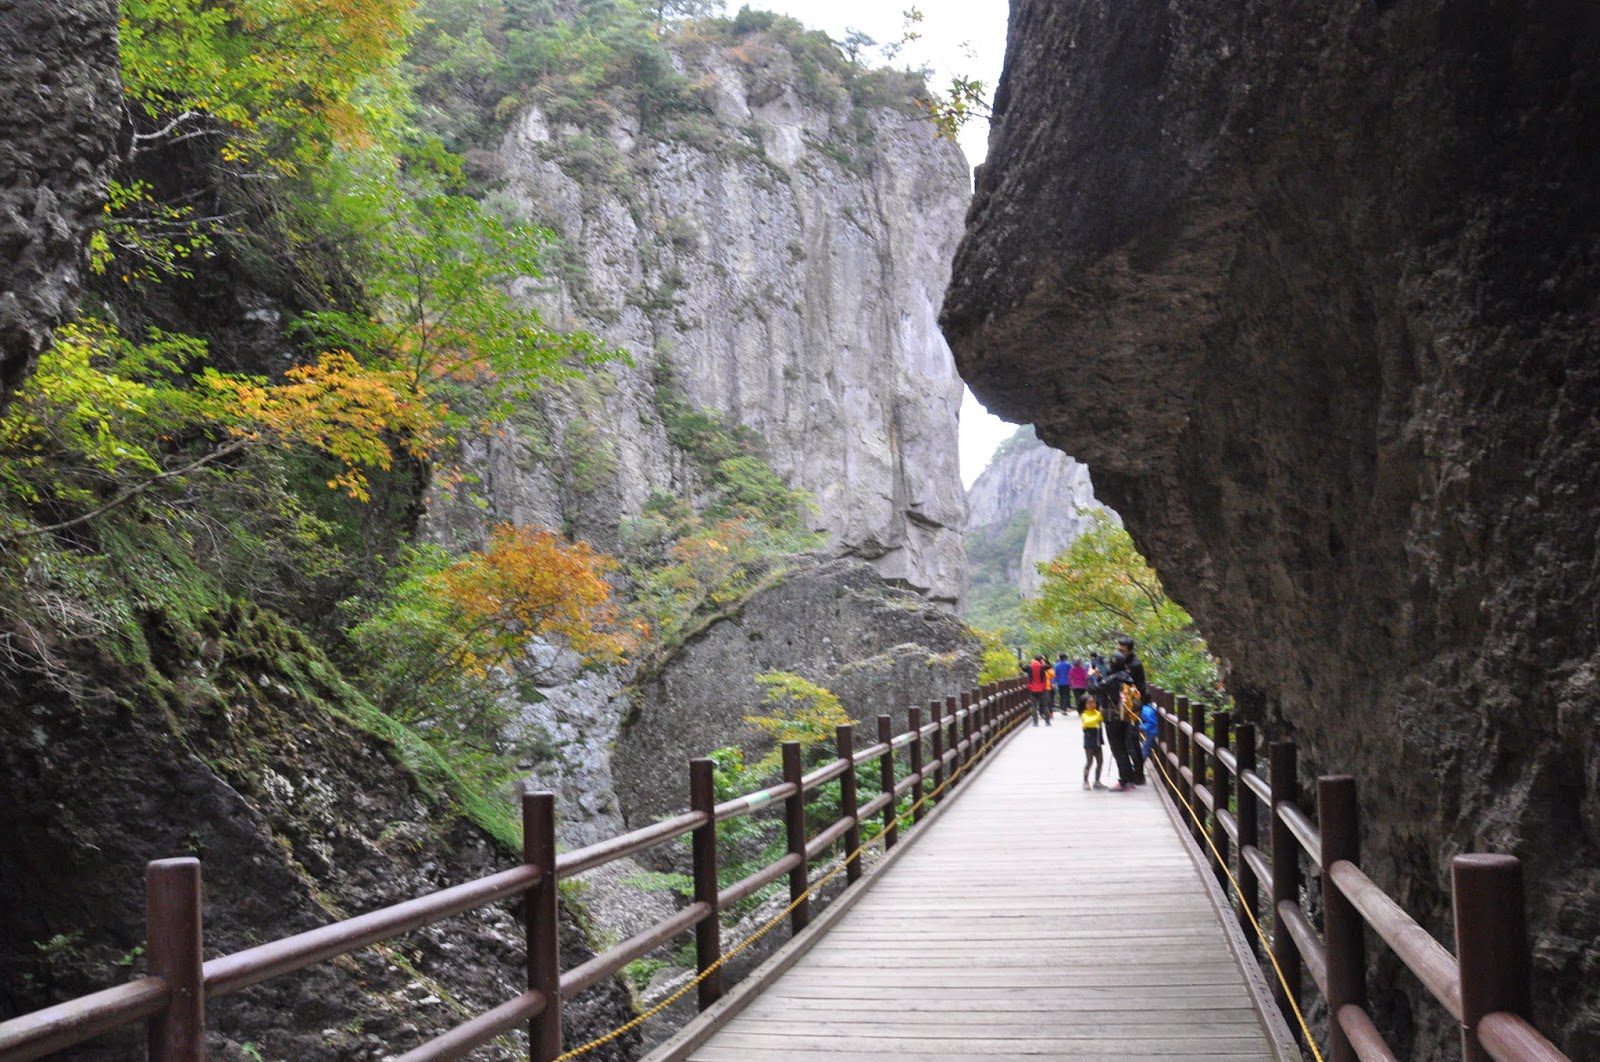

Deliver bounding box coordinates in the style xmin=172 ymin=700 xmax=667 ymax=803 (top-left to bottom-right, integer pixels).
xmin=615 ymin=558 xmax=979 ymax=828
xmin=943 ymin=1 xmax=1600 ymax=1055
xmin=434 ymin=30 xmax=971 ymax=605
xmin=0 ymin=0 xmax=120 ymax=408
xmin=966 ymin=427 xmax=1111 ymax=598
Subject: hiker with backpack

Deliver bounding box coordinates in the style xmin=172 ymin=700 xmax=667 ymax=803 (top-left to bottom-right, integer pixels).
xmin=1099 ymin=639 xmax=1142 ymax=790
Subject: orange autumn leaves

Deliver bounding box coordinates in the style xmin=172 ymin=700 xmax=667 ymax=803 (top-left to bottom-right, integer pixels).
xmin=202 ymin=351 xmax=442 ymax=501
xmin=434 ymin=524 xmax=640 ymax=675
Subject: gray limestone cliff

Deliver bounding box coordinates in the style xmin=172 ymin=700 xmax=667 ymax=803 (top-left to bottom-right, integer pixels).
xmin=434 ymin=33 xmax=971 ymax=606
xmin=0 ymin=0 xmax=120 ymax=408
xmin=943 ymin=1 xmax=1600 ymax=1055
xmin=966 ymin=427 xmax=1112 ymax=598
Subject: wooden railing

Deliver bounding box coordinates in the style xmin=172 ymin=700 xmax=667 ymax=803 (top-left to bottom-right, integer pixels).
xmin=1147 ymin=686 xmax=1570 ymax=1062
xmin=0 ymin=679 xmax=1028 ymax=1061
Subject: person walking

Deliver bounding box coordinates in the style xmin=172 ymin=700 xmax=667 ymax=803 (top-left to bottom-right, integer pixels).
xmin=1067 ymin=658 xmax=1088 ymax=711
xmin=1100 ymin=643 xmax=1138 ymax=789
xmin=1114 ymin=636 xmax=1149 ymax=784
xmin=1081 ymin=698 xmax=1105 ymax=790
xmin=1023 ymin=653 xmax=1052 ymax=726
xmin=1053 ymin=654 xmax=1074 ymax=715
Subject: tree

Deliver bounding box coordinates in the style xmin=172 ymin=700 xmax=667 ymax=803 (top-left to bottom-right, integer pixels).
xmin=839 ymin=29 xmax=876 ymax=67
xmin=298 ymin=146 xmax=615 ymax=441
xmin=1024 ymin=511 xmax=1217 ymax=696
xmin=345 ymin=524 xmax=638 ymax=732
xmin=744 ymin=671 xmax=855 ymax=774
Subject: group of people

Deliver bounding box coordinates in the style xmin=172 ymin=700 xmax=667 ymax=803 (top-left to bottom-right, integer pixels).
xmin=1021 ymin=636 xmax=1158 ymax=792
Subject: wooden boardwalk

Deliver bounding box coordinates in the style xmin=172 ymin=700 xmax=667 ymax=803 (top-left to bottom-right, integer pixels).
xmin=685 ymin=717 xmax=1281 ymax=1060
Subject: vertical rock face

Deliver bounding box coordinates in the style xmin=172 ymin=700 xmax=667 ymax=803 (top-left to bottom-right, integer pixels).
xmin=943 ymin=1 xmax=1599 ymax=1055
xmin=965 ymin=428 xmax=1112 ymax=596
xmin=0 ymin=0 xmax=121 ymax=407
xmin=613 ymin=558 xmax=979 ymax=828
xmin=450 ymin=36 xmax=971 ymax=604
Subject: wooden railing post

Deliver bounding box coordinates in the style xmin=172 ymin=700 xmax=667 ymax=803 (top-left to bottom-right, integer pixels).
xmin=146 ymin=858 xmax=204 ymax=1062
xmin=523 ymin=789 xmax=561 ymax=1062
xmin=837 ymin=724 xmax=862 ymax=883
xmin=928 ymin=700 xmax=944 ymax=803
xmin=689 ymin=758 xmax=723 ymax=1010
xmin=946 ymin=696 xmax=959 ymax=778
xmin=1319 ymin=775 xmax=1364 ymax=1062
xmin=877 ymin=714 xmax=898 ymax=849
xmin=908 ymin=706 xmax=925 ymax=824
xmin=1189 ymin=699 xmax=1208 ymax=848
xmin=1453 ymin=854 xmax=1533 ymax=1062
xmin=781 ymin=741 xmax=810 ymax=934
xmin=1235 ymin=721 xmax=1259 ymax=952
xmin=1212 ymin=711 xmax=1232 ymax=880
xmin=1176 ymin=696 xmax=1191 ymax=799
xmin=960 ymin=691 xmax=974 ymax=772
xmin=1269 ymin=741 xmax=1302 ymax=1023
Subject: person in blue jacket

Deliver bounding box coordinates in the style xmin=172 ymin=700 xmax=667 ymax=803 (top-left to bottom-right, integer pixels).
xmin=1139 ymin=699 xmax=1160 ymax=766
xmin=1052 ymin=653 xmax=1074 ymax=715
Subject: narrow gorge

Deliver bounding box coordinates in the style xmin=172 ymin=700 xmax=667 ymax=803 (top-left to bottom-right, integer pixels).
xmin=0 ymin=5 xmax=979 ymax=1057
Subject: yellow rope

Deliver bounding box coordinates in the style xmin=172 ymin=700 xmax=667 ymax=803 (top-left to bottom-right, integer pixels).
xmin=1147 ymin=745 xmax=1325 ymax=1062
xmin=552 ymin=704 xmax=1029 ymax=1059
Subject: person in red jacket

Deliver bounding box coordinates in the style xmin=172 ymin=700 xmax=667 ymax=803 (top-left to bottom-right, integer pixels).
xmin=1023 ymin=653 xmax=1053 ymax=726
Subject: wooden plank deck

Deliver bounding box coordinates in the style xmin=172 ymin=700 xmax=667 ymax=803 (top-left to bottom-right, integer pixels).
xmin=685 ymin=717 xmax=1280 ymax=1060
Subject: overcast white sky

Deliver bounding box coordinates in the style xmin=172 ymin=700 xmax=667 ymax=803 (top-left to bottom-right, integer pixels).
xmin=729 ymin=0 xmax=1020 ymax=486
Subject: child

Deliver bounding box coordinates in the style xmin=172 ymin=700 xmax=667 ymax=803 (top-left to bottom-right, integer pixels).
xmin=1139 ymin=700 xmax=1159 ymax=766
xmin=1080 ymin=698 xmax=1105 ymax=790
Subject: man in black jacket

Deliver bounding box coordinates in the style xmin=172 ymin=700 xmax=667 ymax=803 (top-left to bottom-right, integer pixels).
xmin=1101 ymin=637 xmax=1147 ymax=788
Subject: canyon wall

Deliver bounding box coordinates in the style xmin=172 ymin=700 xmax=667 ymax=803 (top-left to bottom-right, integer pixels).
xmin=966 ymin=427 xmax=1111 ymax=598
xmin=434 ymin=33 xmax=971 ymax=606
xmin=0 ymin=0 xmax=119 ymax=408
xmin=943 ymin=1 xmax=1599 ymax=1055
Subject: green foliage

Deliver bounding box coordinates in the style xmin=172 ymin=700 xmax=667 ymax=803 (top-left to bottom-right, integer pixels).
xmin=298 ymin=144 xmax=616 ymax=440
xmin=964 ymin=508 xmax=1031 ymax=643
xmin=975 ymin=629 xmax=1020 ymax=685
xmin=1024 ymin=511 xmax=1218 ymax=696
xmin=619 ymin=369 xmax=822 ymax=651
xmin=991 ymin=424 xmax=1039 ymax=461
xmin=743 ymin=671 xmax=854 ymax=775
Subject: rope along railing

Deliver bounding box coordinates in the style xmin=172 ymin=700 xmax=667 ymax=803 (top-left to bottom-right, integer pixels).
xmin=1145 ymin=685 xmax=1570 ymax=1062
xmin=0 ymin=679 xmax=1029 ymax=1062
xmin=545 ymin=695 xmax=1035 ymax=1061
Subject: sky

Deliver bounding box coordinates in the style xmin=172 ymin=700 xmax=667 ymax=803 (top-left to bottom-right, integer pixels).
xmin=738 ymin=0 xmax=1021 ymax=487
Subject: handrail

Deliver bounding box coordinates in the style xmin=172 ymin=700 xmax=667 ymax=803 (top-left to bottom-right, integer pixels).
xmin=205 ymin=864 xmax=541 ymax=997
xmin=1278 ymin=801 xmax=1323 ymax=867
xmin=394 ymin=991 xmax=546 ymax=1062
xmin=714 ymin=781 xmax=796 ymax=821
xmin=1478 ymin=1013 xmax=1570 ymax=1062
xmin=799 ymin=756 xmax=850 ymax=790
xmin=557 ymin=810 xmax=705 ymax=877
xmin=0 ymin=978 xmax=171 ymax=1062
xmin=1328 ymin=859 xmax=1462 ymax=1020
xmin=1278 ymin=898 xmax=1329 ymax=997
xmin=0 ymin=678 xmax=1029 ymax=1061
xmin=1145 ymin=682 xmax=1570 ymax=1062
xmin=559 ymin=902 xmax=710 ymax=1001
xmin=1336 ymin=1004 xmax=1399 ymax=1062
